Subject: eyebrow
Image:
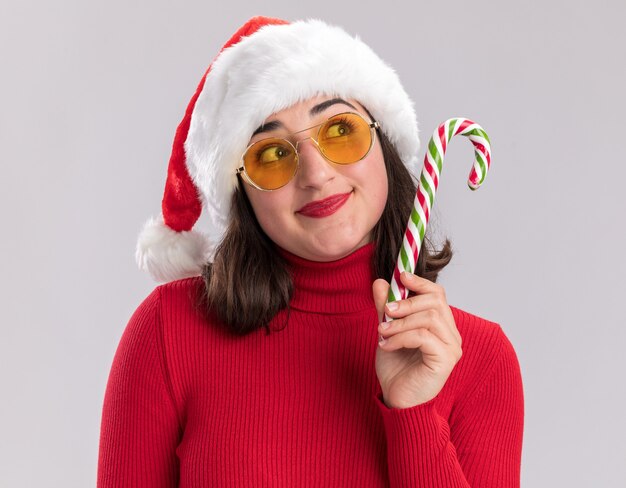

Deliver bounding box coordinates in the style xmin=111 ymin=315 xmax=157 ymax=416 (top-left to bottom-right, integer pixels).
xmin=251 ymin=98 xmax=358 ymax=137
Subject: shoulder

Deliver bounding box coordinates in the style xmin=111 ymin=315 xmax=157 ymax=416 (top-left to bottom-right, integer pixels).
xmin=130 ymin=276 xmax=205 ymax=319
xmin=448 ymin=305 xmax=522 ymax=399
xmin=450 ymin=305 xmax=507 ymax=351
xmin=117 ymin=277 xmax=213 ymax=387
xmin=125 ymin=276 xmax=210 ymax=342
xmin=153 ymin=276 xmax=205 ymax=308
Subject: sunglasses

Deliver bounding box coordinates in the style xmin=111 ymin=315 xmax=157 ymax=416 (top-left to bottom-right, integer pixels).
xmin=236 ymin=111 xmax=380 ymax=191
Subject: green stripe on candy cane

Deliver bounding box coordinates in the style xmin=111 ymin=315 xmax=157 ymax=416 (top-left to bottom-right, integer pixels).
xmin=381 ymin=118 xmax=492 ymax=328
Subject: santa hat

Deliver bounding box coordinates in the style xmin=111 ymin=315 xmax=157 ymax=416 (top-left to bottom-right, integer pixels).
xmin=136 ymin=15 xmax=420 ymax=283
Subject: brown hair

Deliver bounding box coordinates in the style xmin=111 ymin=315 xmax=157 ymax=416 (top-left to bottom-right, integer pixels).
xmin=197 ymin=127 xmax=453 ymax=336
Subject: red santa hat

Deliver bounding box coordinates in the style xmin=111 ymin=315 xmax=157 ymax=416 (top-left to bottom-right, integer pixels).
xmin=136 ymin=16 xmax=420 ymax=283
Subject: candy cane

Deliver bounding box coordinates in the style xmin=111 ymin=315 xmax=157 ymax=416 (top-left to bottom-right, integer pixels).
xmin=384 ymin=118 xmax=491 ymax=322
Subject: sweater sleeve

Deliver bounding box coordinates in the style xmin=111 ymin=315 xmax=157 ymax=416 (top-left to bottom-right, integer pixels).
xmin=373 ymin=325 xmax=524 ymax=487
xmin=97 ymin=287 xmax=181 ymax=487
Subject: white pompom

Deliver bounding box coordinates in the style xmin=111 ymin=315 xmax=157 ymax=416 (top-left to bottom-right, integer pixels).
xmin=135 ymin=214 xmax=214 ymax=283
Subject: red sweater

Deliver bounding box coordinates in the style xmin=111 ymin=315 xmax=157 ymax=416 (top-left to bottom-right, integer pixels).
xmin=98 ymin=242 xmax=524 ymax=487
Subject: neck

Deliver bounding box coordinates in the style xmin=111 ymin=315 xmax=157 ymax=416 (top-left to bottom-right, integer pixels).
xmin=278 ymin=242 xmax=377 ymax=314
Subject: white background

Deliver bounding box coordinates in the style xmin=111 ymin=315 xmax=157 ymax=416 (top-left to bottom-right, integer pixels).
xmin=1 ymin=0 xmax=625 ymax=486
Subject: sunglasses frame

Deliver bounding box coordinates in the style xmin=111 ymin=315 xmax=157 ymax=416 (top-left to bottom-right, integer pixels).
xmin=236 ymin=111 xmax=380 ymax=191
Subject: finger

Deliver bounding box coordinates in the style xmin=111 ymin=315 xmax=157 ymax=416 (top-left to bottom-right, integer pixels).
xmin=379 ymin=328 xmax=462 ymax=367
xmin=384 ymin=293 xmax=442 ymax=319
xmin=399 ymin=271 xmax=444 ymax=296
xmin=372 ymin=278 xmax=390 ymax=323
xmin=387 ymin=276 xmax=461 ymax=346
xmin=378 ymin=308 xmax=457 ymax=346
xmin=378 ymin=327 xmax=445 ymax=359
xmin=384 ymin=297 xmax=462 ymax=347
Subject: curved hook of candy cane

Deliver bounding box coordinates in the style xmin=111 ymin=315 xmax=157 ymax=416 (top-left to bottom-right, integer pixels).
xmin=383 ymin=118 xmax=492 ymax=325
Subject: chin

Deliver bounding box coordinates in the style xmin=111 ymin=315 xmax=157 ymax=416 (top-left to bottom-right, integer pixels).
xmin=305 ymin=235 xmax=371 ymax=262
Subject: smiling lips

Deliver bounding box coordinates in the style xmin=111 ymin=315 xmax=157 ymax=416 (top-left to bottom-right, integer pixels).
xmin=296 ymin=192 xmax=352 ymax=218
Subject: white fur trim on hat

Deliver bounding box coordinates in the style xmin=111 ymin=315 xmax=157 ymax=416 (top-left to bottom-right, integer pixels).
xmin=135 ymin=214 xmax=214 ymax=283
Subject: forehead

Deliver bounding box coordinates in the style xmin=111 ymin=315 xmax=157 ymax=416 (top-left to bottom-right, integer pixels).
xmin=263 ymin=95 xmax=368 ymax=122
xmin=250 ymin=96 xmax=371 ymax=140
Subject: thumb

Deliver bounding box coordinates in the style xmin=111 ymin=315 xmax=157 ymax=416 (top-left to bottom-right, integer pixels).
xmin=372 ymin=278 xmax=390 ymax=323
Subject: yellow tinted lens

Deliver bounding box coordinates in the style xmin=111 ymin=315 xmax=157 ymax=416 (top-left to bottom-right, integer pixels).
xmin=318 ymin=113 xmax=372 ymax=164
xmin=243 ymin=138 xmax=297 ymax=190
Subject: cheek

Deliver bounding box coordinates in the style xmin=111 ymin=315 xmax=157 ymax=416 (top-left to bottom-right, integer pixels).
xmin=374 ymin=158 xmax=388 ymax=195
xmin=367 ymin=159 xmax=389 ymax=223
xmin=243 ymin=189 xmax=290 ymax=235
xmin=361 ymin=149 xmax=388 ymax=206
xmin=373 ymin=171 xmax=389 ymax=216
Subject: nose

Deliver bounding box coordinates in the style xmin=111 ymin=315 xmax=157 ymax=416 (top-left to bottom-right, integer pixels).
xmin=294 ymin=137 xmax=335 ymax=190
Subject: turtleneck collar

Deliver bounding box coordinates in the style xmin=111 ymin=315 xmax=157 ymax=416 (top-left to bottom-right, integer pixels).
xmin=277 ymin=242 xmax=377 ymax=314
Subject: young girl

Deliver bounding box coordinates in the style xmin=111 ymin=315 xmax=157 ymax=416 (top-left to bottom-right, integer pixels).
xmin=98 ymin=16 xmax=524 ymax=487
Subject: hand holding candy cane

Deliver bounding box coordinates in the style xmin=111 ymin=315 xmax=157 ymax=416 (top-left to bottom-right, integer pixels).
xmin=373 ymin=118 xmax=491 ymax=409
